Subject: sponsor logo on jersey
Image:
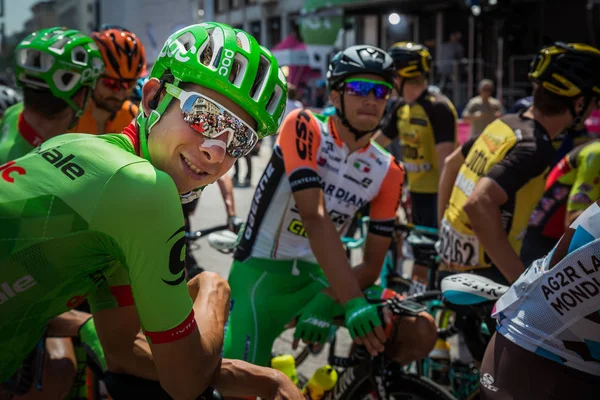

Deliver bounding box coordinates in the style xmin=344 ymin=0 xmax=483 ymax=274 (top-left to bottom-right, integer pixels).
xmin=39 ymin=148 xmax=85 ymax=180
xmin=464 ymin=148 xmax=489 ymax=177
xmin=295 ymin=110 xmax=314 ymax=161
xmin=328 ymin=154 xmax=342 ymax=162
xmin=245 ymin=161 xmax=276 ymax=240
xmin=163 ymin=226 xmax=186 ymax=286
xmin=322 ymin=183 xmax=366 ymax=208
xmin=343 ymin=174 xmax=373 ymax=189
xmin=329 ymin=210 xmax=350 ymax=227
xmin=353 ymin=159 xmax=370 ymax=173
xmin=409 ymin=117 xmax=428 ymax=127
xmin=369 ymin=152 xmax=383 ymax=166
xmin=317 ymin=157 xmax=340 ymax=173
xmin=0 ymin=160 xmax=26 ymax=183
xmin=0 ymin=275 xmax=36 ymax=305
xmin=288 ymin=219 xmax=308 ymax=237
xmin=571 ymin=192 xmax=592 ymax=205
xmin=481 ymin=132 xmax=506 ymax=154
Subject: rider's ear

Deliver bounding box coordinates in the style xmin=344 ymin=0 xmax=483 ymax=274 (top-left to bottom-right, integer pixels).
xmin=142 ymin=78 xmax=163 ymax=116
xmin=330 ymin=90 xmax=341 ymax=108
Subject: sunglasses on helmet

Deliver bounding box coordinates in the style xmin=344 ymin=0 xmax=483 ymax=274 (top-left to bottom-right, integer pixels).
xmin=344 ymin=78 xmax=393 ymax=100
xmin=165 ymin=83 xmax=258 ymax=159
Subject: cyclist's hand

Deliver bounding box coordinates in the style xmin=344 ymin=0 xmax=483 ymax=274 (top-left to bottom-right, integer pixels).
xmin=270 ymin=371 xmax=304 ymax=400
xmin=292 ymin=292 xmax=336 ymax=348
xmin=344 ymin=297 xmax=386 ymax=356
xmin=227 ymin=215 xmax=243 ymax=233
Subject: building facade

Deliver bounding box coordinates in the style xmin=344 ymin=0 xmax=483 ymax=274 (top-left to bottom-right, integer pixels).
xmin=100 ymin=0 xmax=200 ymax=65
xmin=55 ymin=0 xmax=97 ymax=34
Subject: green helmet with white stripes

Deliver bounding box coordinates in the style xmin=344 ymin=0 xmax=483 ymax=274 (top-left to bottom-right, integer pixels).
xmin=137 ymin=22 xmax=287 ymax=151
xmin=14 ymin=27 xmax=104 ymax=117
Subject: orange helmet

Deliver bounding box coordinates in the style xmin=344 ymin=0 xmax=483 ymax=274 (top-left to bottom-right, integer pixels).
xmin=91 ymin=25 xmax=146 ymax=80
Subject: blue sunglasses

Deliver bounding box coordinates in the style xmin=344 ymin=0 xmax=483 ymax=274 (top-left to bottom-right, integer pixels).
xmin=344 ymin=78 xmax=393 ymax=100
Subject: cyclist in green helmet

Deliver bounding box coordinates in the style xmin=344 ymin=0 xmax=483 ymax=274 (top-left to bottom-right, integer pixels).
xmin=0 ymin=26 xmax=104 ymax=163
xmin=0 ymin=23 xmax=297 ymax=400
xmin=0 ymin=27 xmax=104 ymax=400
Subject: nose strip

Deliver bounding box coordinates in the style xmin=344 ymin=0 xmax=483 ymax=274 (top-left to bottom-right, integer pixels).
xmin=200 ymin=139 xmax=227 ymax=151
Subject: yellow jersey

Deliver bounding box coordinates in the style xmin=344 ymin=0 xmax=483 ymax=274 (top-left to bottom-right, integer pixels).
xmin=437 ymin=112 xmax=555 ymax=270
xmin=382 ymin=88 xmax=457 ymax=194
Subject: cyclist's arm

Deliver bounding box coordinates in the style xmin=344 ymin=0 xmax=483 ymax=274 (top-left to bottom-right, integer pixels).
xmin=350 ymin=161 xmax=404 ymax=286
xmin=431 ymin=100 xmax=458 ymax=178
xmin=46 ymin=310 xmax=91 ymax=337
xmin=217 ymin=174 xmax=236 ymax=217
xmin=464 ymin=140 xmax=549 ymax=283
xmin=438 ymin=139 xmax=473 ymax=225
xmin=90 ymin=162 xmax=219 ymax=399
xmin=464 ymin=177 xmax=523 ymax=282
xmin=373 ymin=104 xmax=399 ymax=149
xmin=565 ymin=150 xmax=600 ymax=227
xmin=279 ymin=109 xmax=362 ymax=304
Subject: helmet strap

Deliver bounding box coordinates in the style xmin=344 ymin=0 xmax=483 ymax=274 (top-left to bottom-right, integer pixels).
xmin=138 ymin=77 xmax=179 ymax=162
xmin=334 ymin=89 xmax=381 ymax=140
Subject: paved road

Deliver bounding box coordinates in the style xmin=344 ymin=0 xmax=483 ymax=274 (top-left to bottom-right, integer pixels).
xmin=187 ymin=142 xmax=353 ymax=380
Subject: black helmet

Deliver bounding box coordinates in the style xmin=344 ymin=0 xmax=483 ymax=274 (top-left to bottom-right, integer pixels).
xmin=529 ymin=42 xmax=600 ymax=98
xmin=327 ymin=45 xmax=395 ymax=91
xmin=529 ymin=42 xmax=600 ymax=124
xmin=0 ymin=85 xmax=22 ymax=114
xmin=388 ymin=41 xmax=432 ymax=78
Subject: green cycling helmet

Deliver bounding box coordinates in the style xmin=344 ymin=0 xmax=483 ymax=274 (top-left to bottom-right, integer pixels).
xmin=137 ymin=22 xmax=288 ymax=161
xmin=14 ymin=27 xmax=105 ymax=117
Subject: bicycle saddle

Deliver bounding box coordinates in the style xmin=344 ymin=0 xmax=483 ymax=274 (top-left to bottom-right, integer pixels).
xmin=441 ymin=274 xmax=509 ymax=305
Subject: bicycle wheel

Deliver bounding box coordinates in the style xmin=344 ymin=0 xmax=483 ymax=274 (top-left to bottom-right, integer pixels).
xmin=338 ymin=370 xmax=457 ymax=400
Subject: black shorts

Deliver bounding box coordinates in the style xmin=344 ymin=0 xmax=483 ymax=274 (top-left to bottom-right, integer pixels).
xmin=480 ymin=333 xmax=598 ymax=400
xmin=410 ymin=192 xmax=437 ymax=229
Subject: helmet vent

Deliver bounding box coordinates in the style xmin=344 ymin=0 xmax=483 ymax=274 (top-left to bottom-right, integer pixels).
xmin=49 ymin=36 xmax=71 ymax=54
xmin=53 ymin=69 xmax=80 ymax=92
xmin=266 ymin=84 xmax=283 ymax=115
xmin=229 ymin=55 xmax=247 ymax=87
xmin=71 ymin=46 xmax=88 ymax=65
xmin=199 ymin=29 xmax=216 ymax=67
xmin=235 ymin=32 xmax=251 ymax=53
xmin=18 ymin=49 xmax=54 ymax=72
xmin=250 ymin=55 xmax=269 ymax=100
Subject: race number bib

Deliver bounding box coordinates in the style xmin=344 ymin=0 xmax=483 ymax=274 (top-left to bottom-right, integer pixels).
xmin=438 ymin=220 xmax=480 ymax=267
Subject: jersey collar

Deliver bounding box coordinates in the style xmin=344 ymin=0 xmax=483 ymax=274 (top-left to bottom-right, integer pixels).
xmin=121 ymin=122 xmax=141 ymax=155
xmin=327 ymin=117 xmax=370 ymax=154
xmin=18 ymin=113 xmax=44 ymax=147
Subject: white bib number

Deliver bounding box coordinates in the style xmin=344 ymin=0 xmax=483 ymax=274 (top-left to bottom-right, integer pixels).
xmin=439 ymin=220 xmax=479 ymax=266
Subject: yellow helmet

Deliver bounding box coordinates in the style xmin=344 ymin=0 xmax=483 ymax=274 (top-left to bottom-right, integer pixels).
xmin=388 ymin=42 xmax=432 ymax=78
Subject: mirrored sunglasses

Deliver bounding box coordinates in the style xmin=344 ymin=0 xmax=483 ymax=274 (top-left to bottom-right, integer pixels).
xmin=344 ymin=78 xmax=393 ymax=100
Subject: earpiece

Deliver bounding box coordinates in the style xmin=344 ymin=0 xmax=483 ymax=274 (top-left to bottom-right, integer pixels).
xmin=148 ymin=80 xmax=166 ymax=110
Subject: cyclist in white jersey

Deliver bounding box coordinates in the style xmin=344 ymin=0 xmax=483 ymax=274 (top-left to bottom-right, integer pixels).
xmin=480 ymin=199 xmax=600 ymax=399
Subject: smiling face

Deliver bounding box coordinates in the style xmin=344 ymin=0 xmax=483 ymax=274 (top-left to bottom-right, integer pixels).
xmin=331 ymin=73 xmax=390 ymax=132
xmin=143 ymin=80 xmax=256 ymax=194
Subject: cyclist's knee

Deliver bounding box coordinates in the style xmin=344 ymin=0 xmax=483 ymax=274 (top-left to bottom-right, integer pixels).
xmin=188 ymin=271 xmax=231 ymax=300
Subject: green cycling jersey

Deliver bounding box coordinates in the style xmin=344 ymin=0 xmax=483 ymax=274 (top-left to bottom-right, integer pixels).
xmin=0 ymin=131 xmax=194 ymax=381
xmin=0 ymin=103 xmax=42 ymax=164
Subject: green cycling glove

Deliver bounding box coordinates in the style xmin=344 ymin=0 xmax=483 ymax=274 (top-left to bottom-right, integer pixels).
xmin=344 ymin=296 xmax=382 ymax=340
xmin=78 ymin=317 xmax=107 ymax=372
xmin=293 ymin=292 xmax=337 ymax=344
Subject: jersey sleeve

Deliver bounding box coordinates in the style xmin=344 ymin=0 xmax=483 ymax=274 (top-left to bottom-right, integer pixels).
xmin=430 ymin=99 xmax=457 ymax=144
xmin=276 ymin=108 xmax=323 ymax=193
xmin=90 ymin=162 xmax=195 ymax=345
xmin=461 ymin=136 xmax=477 ymax=158
xmin=567 ymin=148 xmax=600 ymax=212
xmin=368 ymin=160 xmax=404 ymax=237
xmin=486 ymin=138 xmax=552 ymax=197
xmin=381 ymin=102 xmax=400 ymax=140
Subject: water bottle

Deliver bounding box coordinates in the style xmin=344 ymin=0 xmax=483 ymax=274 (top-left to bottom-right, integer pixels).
xmin=270 ymin=354 xmax=298 ymax=386
xmin=302 ymin=365 xmax=338 ymax=400
xmin=428 ymin=338 xmax=451 ymax=386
